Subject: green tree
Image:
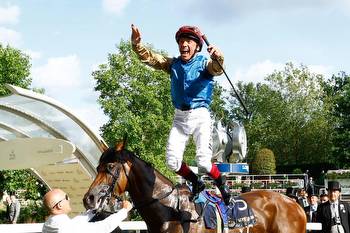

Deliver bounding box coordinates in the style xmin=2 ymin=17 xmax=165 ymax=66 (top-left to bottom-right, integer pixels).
xmin=323 ymin=72 xmax=350 ymax=167
xmin=228 ymin=63 xmax=334 ymax=167
xmin=0 ymin=170 xmax=47 ymax=200
xmin=0 ymin=44 xmax=47 ymax=202
xmin=0 ymin=44 xmax=31 ymax=96
xmin=251 ymin=148 xmax=276 ymax=175
xmin=211 ymin=83 xmax=230 ymax=123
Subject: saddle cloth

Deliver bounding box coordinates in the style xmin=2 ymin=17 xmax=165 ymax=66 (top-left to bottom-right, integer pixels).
xmin=195 ymin=190 xmax=256 ymax=229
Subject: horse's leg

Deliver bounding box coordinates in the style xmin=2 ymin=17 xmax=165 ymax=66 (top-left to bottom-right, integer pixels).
xmin=162 ymin=222 xmax=183 ymax=233
xmin=160 ymin=221 xmax=214 ymax=233
xmin=187 ymin=220 xmax=219 ymax=233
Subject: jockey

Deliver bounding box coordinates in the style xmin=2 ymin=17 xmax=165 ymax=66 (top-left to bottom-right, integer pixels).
xmin=131 ymin=24 xmax=232 ymax=205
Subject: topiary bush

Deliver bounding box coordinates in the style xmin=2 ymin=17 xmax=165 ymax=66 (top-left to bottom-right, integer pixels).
xmin=251 ymin=148 xmax=276 ymax=175
xmin=292 ymin=168 xmax=303 ymax=174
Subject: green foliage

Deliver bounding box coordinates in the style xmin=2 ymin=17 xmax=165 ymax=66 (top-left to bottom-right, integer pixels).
xmin=18 ymin=200 xmax=48 ymax=223
xmin=229 ymin=63 xmax=334 ymax=167
xmin=292 ymin=168 xmax=303 ymax=174
xmin=251 ymin=148 xmax=276 ymax=175
xmin=0 ymin=44 xmax=31 ymax=96
xmin=326 ymin=171 xmax=350 ymax=179
xmin=183 ymin=137 xmax=196 ymax=166
xmin=323 ymin=72 xmax=350 ymax=167
xmin=0 ymin=170 xmax=48 ymax=200
xmin=0 ymin=200 xmax=48 ymax=223
xmin=211 ymin=83 xmax=230 ymax=124
xmin=0 ymin=209 xmax=7 ymax=224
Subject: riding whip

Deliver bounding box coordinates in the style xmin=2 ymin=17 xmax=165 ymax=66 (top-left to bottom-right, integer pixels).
xmin=201 ymin=34 xmax=251 ymax=119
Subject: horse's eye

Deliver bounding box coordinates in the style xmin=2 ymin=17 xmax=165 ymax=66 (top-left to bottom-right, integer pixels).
xmin=107 ymin=163 xmax=115 ymax=171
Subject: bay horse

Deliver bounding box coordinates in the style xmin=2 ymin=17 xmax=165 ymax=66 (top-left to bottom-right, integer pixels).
xmin=83 ymin=143 xmax=306 ymax=233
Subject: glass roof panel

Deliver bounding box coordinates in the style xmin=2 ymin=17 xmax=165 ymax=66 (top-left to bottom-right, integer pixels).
xmin=0 ymin=128 xmax=15 ymax=140
xmin=0 ymin=109 xmax=53 ymax=138
xmin=0 ymin=94 xmax=99 ymax=167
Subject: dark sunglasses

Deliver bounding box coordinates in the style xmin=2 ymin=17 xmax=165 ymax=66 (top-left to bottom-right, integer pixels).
xmin=52 ymin=194 xmax=69 ymax=209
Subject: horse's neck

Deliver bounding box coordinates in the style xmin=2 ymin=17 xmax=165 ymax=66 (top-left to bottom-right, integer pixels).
xmin=127 ymin=160 xmax=179 ymax=226
xmin=128 ymin=158 xmax=174 ymax=200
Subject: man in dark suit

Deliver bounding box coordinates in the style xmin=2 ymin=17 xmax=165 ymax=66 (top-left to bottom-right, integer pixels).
xmin=305 ymin=191 xmax=319 ymax=223
xmin=286 ymin=187 xmax=298 ymax=202
xmin=298 ymin=187 xmax=310 ymax=210
xmin=320 ymin=192 xmax=329 ymax=204
xmin=316 ymin=181 xmax=350 ymax=233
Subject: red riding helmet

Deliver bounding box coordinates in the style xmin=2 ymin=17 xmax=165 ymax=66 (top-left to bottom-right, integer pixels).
xmin=175 ymin=26 xmax=204 ymax=51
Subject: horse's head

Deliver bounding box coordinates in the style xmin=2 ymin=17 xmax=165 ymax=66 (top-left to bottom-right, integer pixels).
xmin=83 ymin=141 xmax=132 ymax=212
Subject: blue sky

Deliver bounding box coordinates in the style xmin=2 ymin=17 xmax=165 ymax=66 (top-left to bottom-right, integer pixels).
xmin=0 ymin=0 xmax=349 ymax=133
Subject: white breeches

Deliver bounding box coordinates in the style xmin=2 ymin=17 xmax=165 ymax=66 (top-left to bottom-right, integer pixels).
xmin=166 ymin=107 xmax=213 ymax=173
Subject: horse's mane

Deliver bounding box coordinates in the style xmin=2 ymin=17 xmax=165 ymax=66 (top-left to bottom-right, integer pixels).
xmin=99 ymin=147 xmax=175 ymax=187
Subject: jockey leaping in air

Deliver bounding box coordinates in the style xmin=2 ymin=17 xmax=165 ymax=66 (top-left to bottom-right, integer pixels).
xmin=131 ymin=24 xmax=232 ymax=205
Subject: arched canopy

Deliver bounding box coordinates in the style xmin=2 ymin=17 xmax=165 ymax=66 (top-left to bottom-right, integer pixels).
xmin=0 ymin=84 xmax=106 ymax=215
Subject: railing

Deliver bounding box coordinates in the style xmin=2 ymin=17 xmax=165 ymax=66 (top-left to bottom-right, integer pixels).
xmin=197 ymin=173 xmax=306 ymax=195
xmin=0 ymin=221 xmax=147 ymax=233
xmin=307 ymin=223 xmax=322 ymax=231
xmin=0 ymin=221 xmax=321 ymax=232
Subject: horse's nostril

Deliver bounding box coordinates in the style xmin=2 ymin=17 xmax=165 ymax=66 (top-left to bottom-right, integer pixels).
xmin=83 ymin=194 xmax=95 ymax=209
xmin=88 ymin=194 xmax=95 ymax=203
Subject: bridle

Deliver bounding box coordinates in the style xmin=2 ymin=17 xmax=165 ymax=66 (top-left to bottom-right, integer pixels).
xmin=100 ymin=151 xmax=177 ymax=211
xmin=94 ymin=162 xmax=125 ymax=213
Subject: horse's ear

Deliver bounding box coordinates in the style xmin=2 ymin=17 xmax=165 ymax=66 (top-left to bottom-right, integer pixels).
xmin=100 ymin=140 xmax=109 ymax=152
xmin=115 ymin=141 xmax=125 ymax=152
xmin=115 ymin=134 xmax=128 ymax=152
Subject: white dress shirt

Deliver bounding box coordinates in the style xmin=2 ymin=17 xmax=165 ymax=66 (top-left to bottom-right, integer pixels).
xmin=42 ymin=209 xmax=128 ymax=233
xmin=331 ymin=201 xmax=345 ymax=233
xmin=310 ymin=204 xmax=318 ymax=221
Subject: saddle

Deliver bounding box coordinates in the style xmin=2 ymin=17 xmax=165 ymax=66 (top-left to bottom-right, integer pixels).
xmin=194 ymin=190 xmax=256 ymax=230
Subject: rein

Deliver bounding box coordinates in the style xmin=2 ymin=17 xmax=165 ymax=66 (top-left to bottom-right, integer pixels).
xmin=133 ymin=186 xmax=176 ymax=210
xmin=104 ymin=155 xmax=178 ymax=211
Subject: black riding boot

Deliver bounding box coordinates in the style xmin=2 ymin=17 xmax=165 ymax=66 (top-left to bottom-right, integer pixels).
xmin=176 ymin=163 xmax=205 ymax=198
xmin=186 ymin=172 xmax=205 ymax=197
xmin=191 ymin=178 xmax=206 ymax=197
xmin=214 ymin=175 xmax=232 ymax=206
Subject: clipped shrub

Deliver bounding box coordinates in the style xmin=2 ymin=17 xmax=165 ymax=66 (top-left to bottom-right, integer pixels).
xmin=326 ymin=171 xmax=350 ymax=179
xmin=251 ymin=148 xmax=276 ymax=175
xmin=292 ymin=168 xmax=303 ymax=174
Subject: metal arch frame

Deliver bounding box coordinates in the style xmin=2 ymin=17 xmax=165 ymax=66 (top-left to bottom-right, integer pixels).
xmin=0 ymin=104 xmax=97 ymax=177
xmin=5 ymin=84 xmax=108 ymax=150
xmin=0 ymin=122 xmax=30 ymax=138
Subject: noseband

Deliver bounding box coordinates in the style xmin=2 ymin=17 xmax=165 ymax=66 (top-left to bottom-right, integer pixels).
xmin=95 ymin=162 xmax=127 ymax=212
xmin=106 ymin=163 xmax=125 ymax=196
